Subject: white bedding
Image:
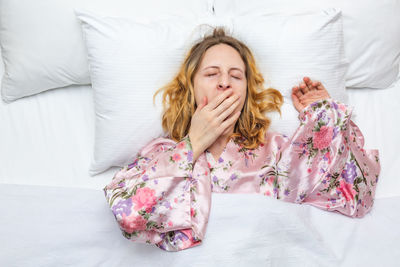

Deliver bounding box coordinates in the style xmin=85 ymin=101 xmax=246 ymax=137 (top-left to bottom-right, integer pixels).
xmin=0 ymin=184 xmax=399 ymax=266
xmin=1 ymin=43 xmax=399 ymax=266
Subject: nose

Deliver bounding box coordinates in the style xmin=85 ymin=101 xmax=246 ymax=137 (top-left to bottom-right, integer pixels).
xmin=217 ymin=74 xmax=231 ymax=90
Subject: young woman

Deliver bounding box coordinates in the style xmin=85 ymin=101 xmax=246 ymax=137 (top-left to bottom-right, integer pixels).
xmin=103 ymin=27 xmax=380 ymax=252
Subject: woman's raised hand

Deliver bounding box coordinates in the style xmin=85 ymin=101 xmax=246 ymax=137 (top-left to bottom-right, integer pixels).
xmin=188 ymin=89 xmax=241 ymax=162
xmin=291 ymin=77 xmax=331 ymax=113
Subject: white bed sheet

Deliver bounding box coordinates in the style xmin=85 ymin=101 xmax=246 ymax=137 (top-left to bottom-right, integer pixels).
xmin=0 ymin=184 xmax=398 ymax=267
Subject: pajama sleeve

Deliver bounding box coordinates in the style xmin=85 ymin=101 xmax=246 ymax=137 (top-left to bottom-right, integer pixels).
xmin=272 ymin=98 xmax=380 ymax=218
xmin=102 ymin=134 xmax=202 ymax=251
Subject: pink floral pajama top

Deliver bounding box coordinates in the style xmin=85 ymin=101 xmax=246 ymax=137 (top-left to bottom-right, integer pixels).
xmin=103 ymin=98 xmax=381 ymax=252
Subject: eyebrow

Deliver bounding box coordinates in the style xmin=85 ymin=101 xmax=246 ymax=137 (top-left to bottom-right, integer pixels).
xmin=202 ymin=65 xmax=244 ymax=73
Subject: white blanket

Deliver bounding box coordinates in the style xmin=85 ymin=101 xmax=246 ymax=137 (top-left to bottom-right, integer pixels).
xmin=0 ymin=184 xmax=398 ymax=266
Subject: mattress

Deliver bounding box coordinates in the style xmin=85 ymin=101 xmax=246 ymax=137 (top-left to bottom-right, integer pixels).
xmin=1 ymin=50 xmax=399 ymax=266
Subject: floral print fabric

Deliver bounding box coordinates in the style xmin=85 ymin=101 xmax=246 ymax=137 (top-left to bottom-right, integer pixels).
xmin=103 ymin=98 xmax=380 ymax=252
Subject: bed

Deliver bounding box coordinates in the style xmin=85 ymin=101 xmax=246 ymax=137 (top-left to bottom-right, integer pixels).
xmin=1 ymin=1 xmax=399 ymax=266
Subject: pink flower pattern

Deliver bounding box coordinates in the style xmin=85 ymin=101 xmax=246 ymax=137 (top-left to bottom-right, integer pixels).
xmin=338 ymin=180 xmax=357 ymax=201
xmin=313 ymin=125 xmax=333 ymax=150
xmin=172 ymin=153 xmax=182 ymax=162
xmin=132 ymin=187 xmax=157 ymax=212
xmin=120 ymin=213 xmax=147 ymax=233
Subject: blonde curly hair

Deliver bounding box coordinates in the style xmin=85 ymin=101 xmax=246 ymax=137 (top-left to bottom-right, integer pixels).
xmin=153 ymin=27 xmax=283 ymax=150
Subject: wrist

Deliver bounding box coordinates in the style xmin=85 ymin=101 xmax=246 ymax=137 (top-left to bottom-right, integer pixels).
xmin=188 ymin=133 xmax=203 ymax=162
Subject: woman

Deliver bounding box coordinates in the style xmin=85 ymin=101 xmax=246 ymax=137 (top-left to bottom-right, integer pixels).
xmin=103 ymin=27 xmax=380 ymax=252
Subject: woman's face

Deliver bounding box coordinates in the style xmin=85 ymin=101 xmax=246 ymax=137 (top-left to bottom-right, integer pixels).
xmin=193 ymin=43 xmax=247 ymax=116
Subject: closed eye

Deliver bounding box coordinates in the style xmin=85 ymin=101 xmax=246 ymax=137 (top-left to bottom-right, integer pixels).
xmin=206 ymin=73 xmax=242 ymax=79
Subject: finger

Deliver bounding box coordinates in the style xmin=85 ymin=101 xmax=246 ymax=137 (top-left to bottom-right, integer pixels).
xmin=293 ymin=86 xmax=303 ymax=98
xmin=291 ymin=91 xmax=303 ymax=112
xmin=221 ymin=110 xmax=239 ymax=133
xmin=218 ymin=97 xmax=241 ymax=122
xmin=310 ymin=80 xmax=319 ymax=90
xmin=206 ymin=89 xmax=233 ymax=110
xmin=317 ymin=82 xmax=326 ymax=91
xmin=222 ymin=119 xmax=236 ymax=135
xmin=220 ymin=110 xmax=241 ymax=131
xmin=300 ymin=82 xmax=309 ymax=94
xmin=195 ymin=96 xmax=207 ymax=113
xmin=304 ymin=76 xmax=316 ymax=91
xmin=201 ymin=96 xmax=208 ymax=109
xmin=213 ymin=93 xmax=240 ymax=117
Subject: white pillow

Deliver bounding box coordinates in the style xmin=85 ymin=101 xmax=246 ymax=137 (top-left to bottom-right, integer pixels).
xmin=75 ymin=10 xmax=212 ymax=175
xmin=77 ymin=8 xmax=348 ymax=175
xmin=226 ymin=9 xmax=348 ymax=137
xmin=0 ymin=0 xmax=213 ymax=103
xmin=212 ymin=0 xmax=400 ymax=89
